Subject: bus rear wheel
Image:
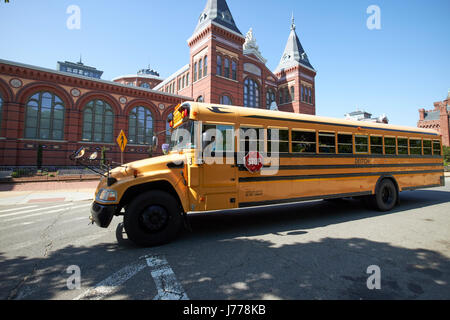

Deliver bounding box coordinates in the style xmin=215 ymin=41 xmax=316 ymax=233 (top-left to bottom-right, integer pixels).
xmin=373 ymin=179 xmax=398 ymax=212
xmin=124 ymin=191 xmax=183 ymax=247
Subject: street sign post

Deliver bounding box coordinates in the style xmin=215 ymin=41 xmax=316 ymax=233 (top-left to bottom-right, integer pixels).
xmin=117 ymin=130 xmax=128 ymax=164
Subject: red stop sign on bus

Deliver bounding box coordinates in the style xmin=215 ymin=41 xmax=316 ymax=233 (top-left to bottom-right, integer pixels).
xmin=244 ymin=151 xmax=263 ymax=173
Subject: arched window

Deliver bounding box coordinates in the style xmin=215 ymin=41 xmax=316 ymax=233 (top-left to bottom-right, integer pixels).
xmin=279 ymin=90 xmax=284 ymax=105
xmin=82 ymin=99 xmax=114 ymax=143
xmin=220 ymin=95 xmax=232 ymax=105
xmin=224 ymin=58 xmax=230 ymax=78
xmin=198 ymin=58 xmax=203 ymax=80
xmin=284 ymin=87 xmax=290 ymax=103
xmin=140 ymin=83 xmax=150 ymax=89
xmin=197 ymin=96 xmax=204 ymax=102
xmin=129 ymin=106 xmax=153 ymax=145
xmin=25 ymin=91 xmax=65 ymax=140
xmin=216 ymin=55 xmax=222 ymax=76
xmin=290 ymin=87 xmax=295 ymax=101
xmin=266 ymin=89 xmax=276 ymax=109
xmin=194 ymin=62 xmax=198 ymax=82
xmin=203 ymin=56 xmax=208 ymax=77
xmin=244 ymin=78 xmax=260 ymax=108
xmin=232 ymin=60 xmax=237 ymax=80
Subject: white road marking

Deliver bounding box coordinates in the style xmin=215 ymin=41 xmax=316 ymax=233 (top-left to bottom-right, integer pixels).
xmin=146 ymin=256 xmax=189 ymax=300
xmin=0 ymin=206 xmax=38 ymax=214
xmin=74 ymin=261 xmax=148 ymax=300
xmin=0 ymin=203 xmax=74 ymax=219
xmin=72 ymin=255 xmax=188 ymax=301
xmin=0 ymin=204 xmax=90 ymax=223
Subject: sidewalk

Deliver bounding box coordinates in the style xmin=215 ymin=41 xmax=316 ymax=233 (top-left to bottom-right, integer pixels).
xmin=0 ymin=180 xmax=98 ymax=205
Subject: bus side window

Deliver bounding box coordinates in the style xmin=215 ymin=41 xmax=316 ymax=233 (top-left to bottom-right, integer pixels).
xmin=409 ymin=139 xmax=423 ymax=155
xmin=423 ymin=140 xmax=432 ymax=155
xmin=267 ymin=128 xmax=289 ymax=156
xmin=319 ymin=132 xmax=336 ymax=154
xmin=240 ymin=127 xmax=264 ymax=154
xmin=433 ymin=140 xmax=442 ymax=156
xmin=202 ymin=124 xmax=234 ymax=155
xmin=355 ymin=135 xmax=369 ymax=154
xmin=397 ymin=138 xmax=409 ymax=155
xmin=384 ymin=137 xmax=397 ymax=155
xmin=292 ymin=130 xmax=316 ymax=153
xmin=370 ymin=136 xmax=383 ymax=154
xmin=338 ymin=134 xmax=353 ymax=154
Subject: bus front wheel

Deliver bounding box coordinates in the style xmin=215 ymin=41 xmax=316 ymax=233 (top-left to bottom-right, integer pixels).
xmin=124 ymin=191 xmax=183 ymax=247
xmin=373 ymin=179 xmax=398 ymax=212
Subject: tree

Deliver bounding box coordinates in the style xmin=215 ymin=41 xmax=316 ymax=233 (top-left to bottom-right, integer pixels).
xmin=443 ymin=146 xmax=450 ymax=167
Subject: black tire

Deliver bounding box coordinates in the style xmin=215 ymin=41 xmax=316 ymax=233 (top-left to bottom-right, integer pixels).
xmin=124 ymin=191 xmax=183 ymax=247
xmin=374 ymin=179 xmax=398 ymax=212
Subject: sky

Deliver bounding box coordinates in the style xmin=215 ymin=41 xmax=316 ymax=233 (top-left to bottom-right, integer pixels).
xmin=0 ymin=0 xmax=449 ymax=127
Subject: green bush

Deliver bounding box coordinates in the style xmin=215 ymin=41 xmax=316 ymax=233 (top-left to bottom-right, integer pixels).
xmin=11 ymin=172 xmax=19 ymax=178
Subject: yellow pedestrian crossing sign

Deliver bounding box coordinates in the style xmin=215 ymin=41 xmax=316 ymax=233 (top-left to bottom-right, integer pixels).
xmin=117 ymin=130 xmax=128 ymax=153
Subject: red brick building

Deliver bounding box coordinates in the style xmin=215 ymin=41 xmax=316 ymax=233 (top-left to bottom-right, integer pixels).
xmin=418 ymin=91 xmax=450 ymax=146
xmin=151 ymin=0 xmax=316 ymax=114
xmin=0 ymin=60 xmax=190 ymax=167
xmin=0 ymin=0 xmax=317 ymax=167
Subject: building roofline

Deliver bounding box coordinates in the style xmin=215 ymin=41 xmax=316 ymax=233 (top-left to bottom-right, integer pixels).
xmin=0 ymin=59 xmax=192 ymax=100
xmin=111 ymin=74 xmax=164 ymax=81
xmin=188 ymin=21 xmax=245 ymax=44
xmin=153 ymin=64 xmax=190 ymax=91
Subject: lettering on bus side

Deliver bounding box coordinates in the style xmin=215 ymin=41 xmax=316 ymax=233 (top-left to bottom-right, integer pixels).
xmin=355 ymin=158 xmax=370 ymax=166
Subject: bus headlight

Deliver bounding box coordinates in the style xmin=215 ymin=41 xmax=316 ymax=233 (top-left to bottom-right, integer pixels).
xmin=97 ymin=189 xmax=118 ymax=202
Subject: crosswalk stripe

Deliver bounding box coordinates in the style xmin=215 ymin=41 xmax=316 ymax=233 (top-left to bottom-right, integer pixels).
xmin=0 ymin=203 xmax=74 ymax=219
xmin=1 ymin=204 xmax=92 ymax=223
xmin=0 ymin=205 xmax=91 ymax=232
xmin=74 ymin=261 xmax=148 ymax=300
xmin=146 ymin=256 xmax=189 ymax=300
xmin=0 ymin=206 xmax=38 ymax=214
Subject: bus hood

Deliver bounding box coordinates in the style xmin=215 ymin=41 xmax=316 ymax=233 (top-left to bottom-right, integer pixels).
xmin=110 ymin=153 xmax=188 ymax=180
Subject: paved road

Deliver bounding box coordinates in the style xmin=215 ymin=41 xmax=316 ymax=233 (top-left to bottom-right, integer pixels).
xmin=1 ymin=180 xmax=450 ymax=300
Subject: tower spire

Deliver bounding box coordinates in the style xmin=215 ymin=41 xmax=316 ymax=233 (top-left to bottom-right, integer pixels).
xmin=274 ymin=14 xmax=315 ymax=74
xmin=193 ymin=0 xmax=242 ymax=36
xmin=291 ymin=12 xmax=296 ymax=30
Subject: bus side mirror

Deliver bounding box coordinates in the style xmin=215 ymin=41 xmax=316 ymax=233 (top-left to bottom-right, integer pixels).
xmin=74 ymin=147 xmax=86 ymax=160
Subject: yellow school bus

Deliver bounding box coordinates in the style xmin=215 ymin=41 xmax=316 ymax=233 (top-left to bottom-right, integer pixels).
xmin=88 ymin=102 xmax=445 ymax=246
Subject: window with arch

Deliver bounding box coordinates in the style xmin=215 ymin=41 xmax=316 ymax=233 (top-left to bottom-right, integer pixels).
xmin=194 ymin=62 xmax=198 ymax=82
xmin=220 ymin=95 xmax=232 ymax=105
xmin=266 ymin=89 xmax=276 ymax=109
xmin=82 ymin=99 xmax=114 ymax=143
xmin=216 ymin=55 xmax=222 ymax=76
xmin=232 ymin=60 xmax=237 ymax=80
xmin=140 ymin=82 xmax=150 ymax=89
xmin=203 ymin=56 xmax=208 ymax=77
xmin=284 ymin=87 xmax=290 ymax=104
xmin=224 ymin=58 xmax=230 ymax=78
xmin=244 ymin=78 xmax=260 ymax=108
xmin=198 ymin=58 xmax=203 ymax=80
xmin=25 ymin=91 xmax=65 ymax=140
xmin=290 ymin=87 xmax=295 ymax=101
xmin=129 ymin=106 xmax=154 ymax=145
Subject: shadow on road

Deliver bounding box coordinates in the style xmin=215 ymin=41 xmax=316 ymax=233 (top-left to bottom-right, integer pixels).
xmin=0 ymin=189 xmax=448 ymax=300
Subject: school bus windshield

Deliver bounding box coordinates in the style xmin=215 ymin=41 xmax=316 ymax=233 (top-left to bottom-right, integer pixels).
xmin=169 ymin=120 xmax=196 ymax=152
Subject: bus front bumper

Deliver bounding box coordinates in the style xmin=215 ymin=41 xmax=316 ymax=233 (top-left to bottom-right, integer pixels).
xmin=90 ymin=202 xmax=118 ymax=228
